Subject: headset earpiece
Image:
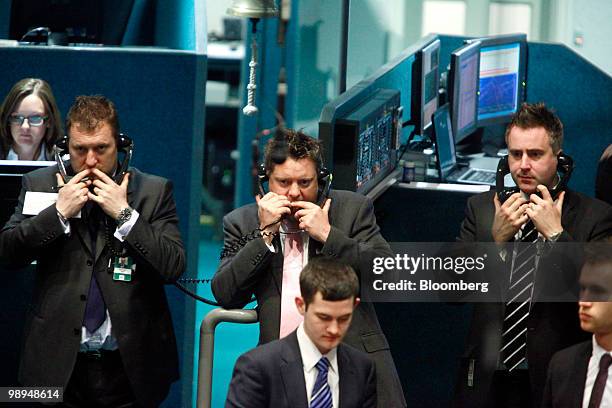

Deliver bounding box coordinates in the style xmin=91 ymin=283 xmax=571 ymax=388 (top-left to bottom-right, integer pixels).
xmin=55 ymin=135 xmax=68 ymax=152
xmin=117 ymin=133 xmax=133 ymax=149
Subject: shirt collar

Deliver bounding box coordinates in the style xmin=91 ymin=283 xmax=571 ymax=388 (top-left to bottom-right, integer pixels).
xmin=592 ymin=335 xmax=612 ymax=360
xmin=7 ymin=144 xmax=48 ymax=161
xmin=296 ymin=323 xmax=338 ymax=375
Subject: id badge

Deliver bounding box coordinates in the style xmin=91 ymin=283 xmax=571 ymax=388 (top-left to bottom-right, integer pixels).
xmin=113 ymin=256 xmax=136 ymax=282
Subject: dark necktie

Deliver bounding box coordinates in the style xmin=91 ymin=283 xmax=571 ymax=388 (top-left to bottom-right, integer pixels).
xmin=500 ymin=220 xmax=538 ymax=371
xmin=83 ymin=203 xmax=107 ymax=333
xmin=310 ymin=357 xmax=333 ymax=408
xmin=588 ymin=354 xmax=612 ymax=408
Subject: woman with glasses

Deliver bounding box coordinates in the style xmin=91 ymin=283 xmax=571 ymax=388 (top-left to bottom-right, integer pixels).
xmin=0 ymin=78 xmax=63 ymax=160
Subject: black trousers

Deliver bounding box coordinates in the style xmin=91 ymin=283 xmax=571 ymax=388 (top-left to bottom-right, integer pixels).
xmin=487 ymin=369 xmax=532 ymax=408
xmin=60 ymin=350 xmax=141 ymax=408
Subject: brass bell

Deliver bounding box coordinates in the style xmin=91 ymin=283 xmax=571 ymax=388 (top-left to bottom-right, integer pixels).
xmin=226 ymin=0 xmax=279 ymax=19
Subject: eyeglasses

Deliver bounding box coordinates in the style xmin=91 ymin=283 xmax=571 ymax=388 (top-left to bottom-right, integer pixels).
xmin=8 ymin=114 xmax=48 ymax=127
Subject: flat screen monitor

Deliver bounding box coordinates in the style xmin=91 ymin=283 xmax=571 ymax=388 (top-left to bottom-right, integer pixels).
xmin=467 ymin=33 xmax=527 ymax=127
xmin=321 ymin=89 xmax=401 ymax=195
xmin=0 ymin=160 xmax=55 ymax=226
xmin=448 ymin=41 xmax=481 ymax=144
xmin=411 ymin=39 xmax=440 ymax=136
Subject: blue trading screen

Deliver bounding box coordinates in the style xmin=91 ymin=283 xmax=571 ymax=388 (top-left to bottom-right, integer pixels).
xmin=456 ymin=52 xmax=479 ymax=134
xmin=356 ymin=109 xmax=394 ymax=189
xmin=477 ymin=43 xmax=520 ymax=121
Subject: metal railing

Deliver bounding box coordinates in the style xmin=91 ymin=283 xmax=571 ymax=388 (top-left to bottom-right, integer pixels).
xmin=196 ymin=308 xmax=258 ymax=408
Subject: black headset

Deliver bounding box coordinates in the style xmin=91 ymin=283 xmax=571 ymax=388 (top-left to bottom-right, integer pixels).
xmin=496 ymin=152 xmax=574 ymax=203
xmin=54 ymin=133 xmax=134 ymax=183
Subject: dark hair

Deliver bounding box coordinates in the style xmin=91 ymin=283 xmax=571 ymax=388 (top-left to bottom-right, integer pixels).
xmin=66 ymin=95 xmax=119 ymax=140
xmin=0 ymin=78 xmax=63 ymax=159
xmin=505 ymin=102 xmax=563 ymax=153
xmin=300 ymin=257 xmax=359 ymax=306
xmin=263 ymin=128 xmax=323 ymax=175
xmin=582 ymin=237 xmax=612 ymax=267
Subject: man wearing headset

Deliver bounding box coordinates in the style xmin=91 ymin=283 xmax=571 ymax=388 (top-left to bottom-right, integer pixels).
xmin=0 ymin=95 xmax=185 ymax=407
xmin=455 ymin=103 xmax=612 ymax=408
xmin=213 ymin=128 xmax=406 ymax=408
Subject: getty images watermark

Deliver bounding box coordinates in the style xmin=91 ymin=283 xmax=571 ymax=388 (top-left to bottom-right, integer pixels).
xmin=372 ymin=252 xmax=489 ymax=294
xmin=361 ymin=242 xmax=587 ymax=303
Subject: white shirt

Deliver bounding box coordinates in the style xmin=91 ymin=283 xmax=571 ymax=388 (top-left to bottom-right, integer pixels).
xmin=7 ymin=145 xmax=49 ymax=161
xmin=296 ymin=323 xmax=339 ymax=408
xmin=582 ymin=336 xmax=612 ymax=408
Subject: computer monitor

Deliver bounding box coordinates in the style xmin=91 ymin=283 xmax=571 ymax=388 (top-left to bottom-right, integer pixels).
xmin=0 ymin=160 xmax=55 ymax=226
xmin=320 ymin=88 xmax=402 ymax=195
xmin=467 ymin=33 xmax=527 ymax=127
xmin=411 ymin=39 xmax=441 ymax=136
xmin=448 ymin=41 xmax=481 ymax=144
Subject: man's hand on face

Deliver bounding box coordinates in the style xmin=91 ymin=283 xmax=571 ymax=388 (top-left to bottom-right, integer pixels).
xmin=292 ymin=198 xmax=332 ymax=243
xmin=492 ymin=192 xmax=529 ymax=244
xmin=256 ymin=192 xmax=292 ymax=243
xmin=87 ymin=168 xmax=130 ymax=220
xmin=55 ymin=169 xmax=91 ymax=219
xmin=526 ymin=185 xmax=564 ymax=240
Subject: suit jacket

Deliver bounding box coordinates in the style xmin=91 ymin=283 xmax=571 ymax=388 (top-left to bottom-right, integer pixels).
xmin=455 ymin=190 xmax=612 ymax=408
xmin=542 ymin=340 xmax=592 ymax=408
xmin=596 ymin=144 xmax=612 ymax=205
xmin=0 ymin=165 xmax=185 ymax=408
xmin=225 ymin=330 xmax=377 ymax=408
xmin=212 ymin=189 xmax=406 ymax=408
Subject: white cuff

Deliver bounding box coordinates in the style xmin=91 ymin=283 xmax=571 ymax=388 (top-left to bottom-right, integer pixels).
xmin=113 ymin=209 xmax=140 ymax=242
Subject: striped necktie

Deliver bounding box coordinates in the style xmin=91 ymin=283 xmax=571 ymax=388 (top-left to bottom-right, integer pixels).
xmin=310 ymin=357 xmax=333 ymax=408
xmin=500 ymin=220 xmax=538 ymax=371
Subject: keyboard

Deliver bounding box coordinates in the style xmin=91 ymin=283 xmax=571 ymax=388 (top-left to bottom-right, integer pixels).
xmin=458 ymin=168 xmax=496 ymax=185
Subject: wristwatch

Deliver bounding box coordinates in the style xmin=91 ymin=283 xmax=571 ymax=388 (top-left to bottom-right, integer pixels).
xmin=548 ymin=230 xmax=563 ymax=242
xmin=116 ymin=207 xmax=133 ymax=228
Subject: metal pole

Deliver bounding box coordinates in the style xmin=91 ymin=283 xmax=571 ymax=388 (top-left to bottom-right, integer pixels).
xmin=196 ymin=308 xmax=258 ymax=408
xmin=338 ymin=0 xmax=351 ymax=94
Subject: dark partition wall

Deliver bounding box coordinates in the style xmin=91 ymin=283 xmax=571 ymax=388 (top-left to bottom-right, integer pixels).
xmin=0 ymin=45 xmax=206 ymax=407
xmin=526 ymin=42 xmax=612 ymax=195
xmin=375 ymin=185 xmax=476 ymax=407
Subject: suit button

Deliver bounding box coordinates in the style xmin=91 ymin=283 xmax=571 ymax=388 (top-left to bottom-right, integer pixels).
xmin=528 ymin=327 xmax=535 ymax=332
xmin=80 ymin=295 xmax=87 ymax=301
xmin=87 ymin=260 xmax=93 ymax=266
xmin=73 ymin=328 xmax=80 ymax=336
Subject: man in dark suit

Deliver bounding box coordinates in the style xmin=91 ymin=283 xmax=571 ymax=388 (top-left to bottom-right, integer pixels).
xmin=225 ymin=257 xmax=376 ymax=408
xmin=0 ymin=95 xmax=185 ymax=407
xmin=213 ymin=129 xmax=405 ymax=407
xmin=455 ymin=103 xmax=612 ymax=407
xmin=596 ymin=144 xmax=612 ymax=205
xmin=543 ymin=239 xmax=612 ymax=408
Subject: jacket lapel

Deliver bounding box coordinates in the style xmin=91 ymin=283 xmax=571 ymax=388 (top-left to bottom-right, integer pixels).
xmin=280 ymin=332 xmax=308 ymax=408
xmin=271 ymin=235 xmax=283 ymax=294
xmin=337 ymin=345 xmax=355 ymax=408
xmin=73 ymin=217 xmax=94 ymax=257
xmin=570 ymin=342 xmax=592 ymax=407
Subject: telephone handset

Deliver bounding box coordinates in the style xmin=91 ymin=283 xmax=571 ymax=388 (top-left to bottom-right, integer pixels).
xmin=54 ymin=133 xmax=134 ymax=184
xmin=256 ymin=163 xmax=333 ymax=207
xmin=496 ymin=152 xmax=574 ymax=203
